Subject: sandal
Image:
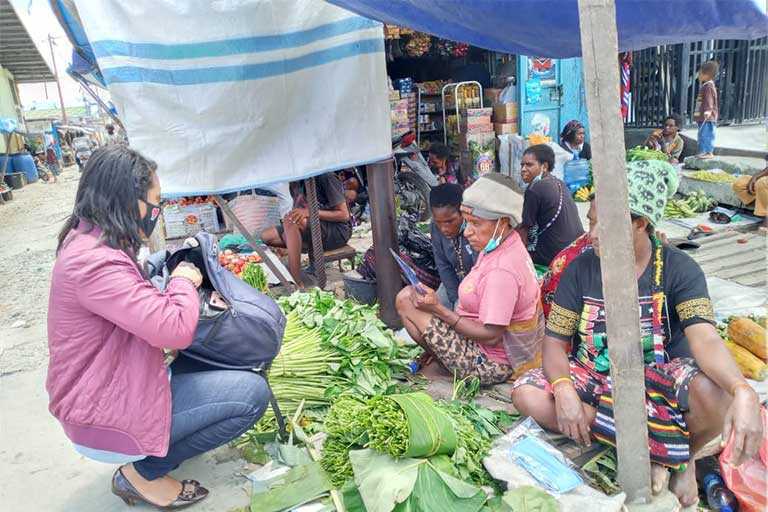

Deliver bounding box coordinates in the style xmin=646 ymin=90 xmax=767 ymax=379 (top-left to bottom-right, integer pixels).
xmin=112 ymin=467 xmax=209 ymax=510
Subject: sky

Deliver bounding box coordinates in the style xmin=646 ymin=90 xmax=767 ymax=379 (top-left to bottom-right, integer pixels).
xmin=10 ymin=0 xmax=93 ymax=110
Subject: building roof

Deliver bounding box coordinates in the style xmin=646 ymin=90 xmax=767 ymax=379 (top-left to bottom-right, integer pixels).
xmin=0 ymin=0 xmax=54 ymax=83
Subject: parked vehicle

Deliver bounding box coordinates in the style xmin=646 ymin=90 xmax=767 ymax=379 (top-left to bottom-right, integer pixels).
xmin=72 ymin=137 xmax=93 ymax=171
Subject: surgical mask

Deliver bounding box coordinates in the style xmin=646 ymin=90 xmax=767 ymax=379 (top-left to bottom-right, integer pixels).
xmin=483 ymin=219 xmax=503 ymax=253
xmin=139 ymin=199 xmax=161 ymax=237
xmin=532 ymin=172 xmax=544 ymax=184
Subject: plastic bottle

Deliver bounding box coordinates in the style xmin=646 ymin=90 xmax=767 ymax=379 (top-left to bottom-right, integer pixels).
xmin=703 ymin=472 xmax=740 ymax=512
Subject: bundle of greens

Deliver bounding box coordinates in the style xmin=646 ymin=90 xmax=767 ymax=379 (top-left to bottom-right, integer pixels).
xmin=365 ymin=395 xmax=410 ymax=458
xmin=242 ymin=262 xmax=268 ymax=292
xmin=320 ymin=396 xmax=370 ymax=487
xmin=626 ymin=146 xmax=668 ymax=162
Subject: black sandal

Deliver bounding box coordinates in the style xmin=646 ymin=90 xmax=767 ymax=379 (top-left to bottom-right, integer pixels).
xmin=112 ymin=467 xmax=209 ymax=510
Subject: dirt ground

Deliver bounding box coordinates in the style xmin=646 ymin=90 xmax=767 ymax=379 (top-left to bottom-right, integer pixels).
xmin=0 ymin=167 xmax=253 ymax=511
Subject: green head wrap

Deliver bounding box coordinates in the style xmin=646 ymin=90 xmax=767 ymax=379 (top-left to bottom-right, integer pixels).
xmin=626 ymin=160 xmax=679 ymax=227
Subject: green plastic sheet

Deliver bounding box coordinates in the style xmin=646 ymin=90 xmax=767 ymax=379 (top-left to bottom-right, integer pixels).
xmin=389 ymin=392 xmax=457 ymax=458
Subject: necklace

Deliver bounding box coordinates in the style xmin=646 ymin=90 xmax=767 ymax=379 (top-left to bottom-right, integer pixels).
xmin=649 ymin=235 xmax=666 ymax=365
xmin=451 ymin=236 xmax=467 ymax=279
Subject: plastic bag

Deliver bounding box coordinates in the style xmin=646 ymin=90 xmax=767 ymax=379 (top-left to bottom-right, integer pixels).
xmin=719 ymin=407 xmax=768 ymax=512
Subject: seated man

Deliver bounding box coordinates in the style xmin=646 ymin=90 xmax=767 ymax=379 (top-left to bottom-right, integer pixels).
xmin=512 ymin=160 xmax=762 ymax=508
xmin=732 ymin=155 xmax=768 ymax=230
xmin=427 ymin=143 xmax=458 ymax=185
xmin=261 ymin=172 xmax=351 ymax=287
xmin=644 ymin=114 xmax=685 ymax=163
xmin=429 ymin=184 xmax=477 ymax=309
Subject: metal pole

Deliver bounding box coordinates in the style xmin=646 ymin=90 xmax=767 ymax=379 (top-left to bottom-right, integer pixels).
xmin=366 ymin=160 xmax=401 ymax=328
xmin=577 ymin=0 xmax=652 ymax=504
xmin=48 ymin=34 xmax=68 ymax=125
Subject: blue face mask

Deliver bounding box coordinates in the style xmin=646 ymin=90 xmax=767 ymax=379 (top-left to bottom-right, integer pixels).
xmin=483 ymin=219 xmax=503 ymax=253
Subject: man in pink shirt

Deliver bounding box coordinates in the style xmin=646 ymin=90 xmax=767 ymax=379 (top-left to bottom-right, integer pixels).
xmin=396 ymin=173 xmax=544 ymax=385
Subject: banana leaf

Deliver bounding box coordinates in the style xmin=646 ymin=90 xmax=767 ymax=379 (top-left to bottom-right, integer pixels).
xmin=389 ymin=392 xmax=457 ymax=458
xmin=350 ymin=449 xmax=486 ymax=512
xmin=249 ymin=461 xmax=331 ymax=512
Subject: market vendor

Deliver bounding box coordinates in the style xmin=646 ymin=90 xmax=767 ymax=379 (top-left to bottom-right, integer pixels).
xmin=517 ymin=144 xmax=584 ymax=266
xmin=429 ymin=183 xmax=477 ymax=309
xmin=428 ymin=142 xmax=458 ymax=185
xmin=644 ymin=114 xmax=685 ymax=163
xmin=559 ymin=120 xmax=592 ymax=160
xmin=47 ymin=145 xmax=269 ymax=509
xmin=396 ymin=173 xmax=543 ymax=385
xmin=732 ymin=155 xmax=768 ymax=230
xmin=260 ymin=172 xmax=352 ymax=287
xmin=511 ymin=160 xmax=763 ymax=508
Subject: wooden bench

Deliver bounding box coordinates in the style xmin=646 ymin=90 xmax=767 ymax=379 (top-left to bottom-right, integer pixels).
xmin=321 ymin=244 xmax=357 ymax=271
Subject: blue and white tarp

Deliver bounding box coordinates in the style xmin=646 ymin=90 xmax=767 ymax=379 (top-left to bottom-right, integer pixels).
xmin=72 ymin=0 xmax=391 ymax=196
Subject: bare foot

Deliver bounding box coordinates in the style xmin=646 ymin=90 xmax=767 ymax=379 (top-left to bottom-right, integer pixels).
xmin=651 ymin=463 xmax=669 ymax=495
xmin=121 ymin=463 xmax=183 ymax=507
xmin=669 ymin=460 xmax=699 ymax=508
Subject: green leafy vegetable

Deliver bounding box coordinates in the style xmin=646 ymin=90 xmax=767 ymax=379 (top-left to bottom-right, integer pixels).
xmin=242 ymin=262 xmax=268 ymax=292
xmin=626 ymin=146 xmax=668 ymax=162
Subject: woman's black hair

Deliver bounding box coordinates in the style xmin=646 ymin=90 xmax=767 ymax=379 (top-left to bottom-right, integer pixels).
xmin=57 ymin=145 xmax=157 ymax=260
xmin=630 ymin=213 xmax=655 ymax=235
xmin=430 ymin=183 xmax=463 ymax=212
xmin=428 ymin=142 xmax=451 ymax=161
xmin=523 ymin=144 xmax=555 ymax=173
xmin=664 ymin=113 xmax=683 ymax=129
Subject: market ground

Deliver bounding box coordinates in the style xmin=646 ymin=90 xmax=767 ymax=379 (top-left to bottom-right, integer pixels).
xmin=0 ymin=169 xmax=252 ymax=511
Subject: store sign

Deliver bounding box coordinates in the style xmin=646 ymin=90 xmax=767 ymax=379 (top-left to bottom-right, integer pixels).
xmin=74 ymin=0 xmax=391 ymax=196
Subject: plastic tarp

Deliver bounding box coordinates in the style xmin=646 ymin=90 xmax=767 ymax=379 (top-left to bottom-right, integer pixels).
xmin=69 ymin=0 xmax=391 ymax=197
xmin=328 ymin=0 xmax=768 ymax=58
xmin=0 ymin=118 xmax=20 ymax=134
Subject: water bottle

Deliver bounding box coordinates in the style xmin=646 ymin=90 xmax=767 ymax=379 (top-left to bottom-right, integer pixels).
xmin=703 ymin=472 xmax=739 ymax=512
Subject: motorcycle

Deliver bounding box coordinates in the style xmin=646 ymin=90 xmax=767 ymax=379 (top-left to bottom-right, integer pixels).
xmin=392 ymin=131 xmax=437 ymax=221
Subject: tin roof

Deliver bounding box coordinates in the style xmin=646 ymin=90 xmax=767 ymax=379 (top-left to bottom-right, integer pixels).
xmin=0 ymin=0 xmax=54 ymax=83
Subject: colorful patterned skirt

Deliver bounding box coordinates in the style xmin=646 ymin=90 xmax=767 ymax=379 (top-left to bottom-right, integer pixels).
xmin=513 ymin=357 xmax=701 ymax=469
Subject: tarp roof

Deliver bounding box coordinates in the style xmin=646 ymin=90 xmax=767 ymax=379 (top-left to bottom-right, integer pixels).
xmin=0 ymin=0 xmax=54 ymax=82
xmin=328 ymin=0 xmax=768 ymax=58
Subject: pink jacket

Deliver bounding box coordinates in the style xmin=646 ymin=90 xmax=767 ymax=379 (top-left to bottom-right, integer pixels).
xmin=46 ymin=223 xmax=200 ymax=457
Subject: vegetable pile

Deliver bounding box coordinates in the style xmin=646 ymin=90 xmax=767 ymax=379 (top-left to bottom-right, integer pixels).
xmin=720 ymin=316 xmax=768 ymax=381
xmin=217 ymin=249 xmax=262 ymax=278
xmin=626 ymin=146 xmax=668 ymax=162
xmin=242 ymin=262 xmax=268 ymax=292
xmin=688 ymin=170 xmax=738 ymax=183
xmin=573 ymin=185 xmax=594 ymax=202
xmin=244 ymin=291 xmax=421 ymax=433
xmin=663 ymin=190 xmax=716 ymax=219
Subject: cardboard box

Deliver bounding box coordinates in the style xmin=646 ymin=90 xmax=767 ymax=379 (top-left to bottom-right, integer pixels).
xmin=465 ymin=107 xmax=493 ymax=119
xmin=164 ymin=203 xmax=221 ymax=239
xmin=484 ymin=88 xmax=503 ymax=106
xmin=493 ymin=102 xmax=518 ymax=122
xmin=458 ymin=131 xmax=496 ymax=149
xmin=494 ymin=122 xmax=519 ymax=135
xmin=460 ymin=117 xmax=492 ymax=134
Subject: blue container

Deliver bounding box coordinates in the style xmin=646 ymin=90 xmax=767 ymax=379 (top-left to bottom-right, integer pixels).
xmin=0 ymin=154 xmax=14 ymax=173
xmin=11 ymin=153 xmax=38 ymax=184
xmin=563 ymin=159 xmax=590 ymax=194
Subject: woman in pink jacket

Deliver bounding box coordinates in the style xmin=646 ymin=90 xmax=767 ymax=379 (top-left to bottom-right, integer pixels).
xmin=47 ymin=145 xmax=269 ymax=509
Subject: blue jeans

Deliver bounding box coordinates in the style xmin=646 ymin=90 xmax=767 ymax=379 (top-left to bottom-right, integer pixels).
xmin=133 ymin=355 xmax=269 ymax=480
xmin=697 ymin=121 xmax=716 ymax=154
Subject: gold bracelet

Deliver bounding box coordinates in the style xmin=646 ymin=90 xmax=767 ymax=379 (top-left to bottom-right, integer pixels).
xmin=550 ymin=377 xmax=572 ymax=389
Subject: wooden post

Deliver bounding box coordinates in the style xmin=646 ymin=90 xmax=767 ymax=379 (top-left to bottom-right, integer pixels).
xmin=366 ymin=160 xmax=402 ymax=328
xmin=305 ymin=177 xmax=327 ymax=289
xmin=577 ymin=0 xmax=652 ymax=503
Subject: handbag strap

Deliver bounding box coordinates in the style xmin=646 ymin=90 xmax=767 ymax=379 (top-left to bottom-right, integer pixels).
xmin=261 ymin=373 xmax=288 ymax=441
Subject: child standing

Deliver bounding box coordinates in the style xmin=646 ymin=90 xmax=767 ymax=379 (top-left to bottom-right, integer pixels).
xmin=694 ymin=60 xmax=719 ymax=159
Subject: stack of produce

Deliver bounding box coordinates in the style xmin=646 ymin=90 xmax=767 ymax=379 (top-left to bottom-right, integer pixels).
xmin=248 ymin=291 xmax=422 ymax=431
xmin=723 ymin=317 xmax=768 ymax=381
xmin=404 ymin=32 xmax=431 ymax=57
xmin=688 ymin=170 xmax=738 ymax=183
xmin=574 ymin=184 xmax=594 ymax=202
xmin=319 ymin=391 xmax=511 ymax=489
xmin=217 ymin=249 xmax=262 ymax=278
xmin=663 ymin=190 xmax=716 ymax=219
xmin=626 ymin=146 xmax=668 ymax=162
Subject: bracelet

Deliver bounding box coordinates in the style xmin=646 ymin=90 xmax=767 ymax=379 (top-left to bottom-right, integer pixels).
xmin=731 ymin=382 xmax=752 ymax=395
xmin=550 ymin=377 xmax=572 ymax=390
xmin=451 ymin=315 xmax=462 ymax=329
